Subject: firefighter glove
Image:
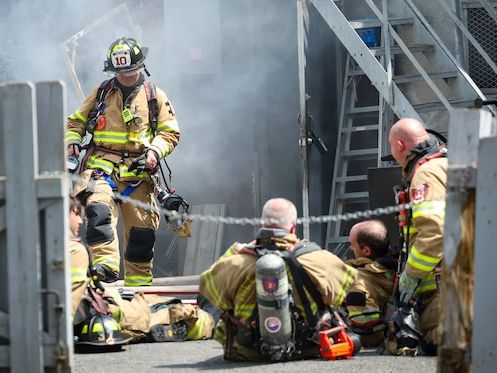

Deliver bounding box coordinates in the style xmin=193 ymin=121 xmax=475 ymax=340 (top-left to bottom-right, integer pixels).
xmin=399 ymin=271 xmax=420 ymax=305
xmin=128 ymin=153 xmax=147 ymax=174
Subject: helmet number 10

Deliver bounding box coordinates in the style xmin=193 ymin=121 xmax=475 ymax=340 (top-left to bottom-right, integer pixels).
xmin=111 ymin=50 xmax=131 ymax=68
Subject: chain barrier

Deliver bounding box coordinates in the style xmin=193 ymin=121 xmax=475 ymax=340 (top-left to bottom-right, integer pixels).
xmin=61 ymin=171 xmax=410 ymax=226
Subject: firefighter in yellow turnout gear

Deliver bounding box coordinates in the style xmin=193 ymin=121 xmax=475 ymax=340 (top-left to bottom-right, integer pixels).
xmin=68 ymin=197 xmax=214 ymax=344
xmin=199 ymin=198 xmax=358 ymax=361
xmin=386 ymin=118 xmax=447 ymax=356
xmin=66 ymin=37 xmax=180 ymax=286
xmin=344 ymin=220 xmax=396 ymax=347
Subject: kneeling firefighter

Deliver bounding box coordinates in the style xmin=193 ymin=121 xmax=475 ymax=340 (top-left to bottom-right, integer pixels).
xmin=66 ymin=36 xmax=189 ymax=286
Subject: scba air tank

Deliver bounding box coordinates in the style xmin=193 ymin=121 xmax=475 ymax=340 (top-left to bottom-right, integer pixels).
xmin=255 ymin=253 xmax=293 ymax=361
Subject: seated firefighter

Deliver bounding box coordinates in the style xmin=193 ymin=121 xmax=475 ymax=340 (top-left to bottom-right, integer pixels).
xmin=199 ymin=198 xmax=359 ymax=362
xmin=343 ymin=220 xmax=397 ymax=347
xmin=68 ymin=196 xmax=214 ymax=347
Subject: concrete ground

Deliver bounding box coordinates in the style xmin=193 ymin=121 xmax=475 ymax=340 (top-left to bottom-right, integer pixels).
xmin=74 ymin=340 xmax=437 ymax=373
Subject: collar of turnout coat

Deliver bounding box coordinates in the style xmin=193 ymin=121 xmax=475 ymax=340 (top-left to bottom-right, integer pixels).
xmin=402 ymin=135 xmax=441 ymax=181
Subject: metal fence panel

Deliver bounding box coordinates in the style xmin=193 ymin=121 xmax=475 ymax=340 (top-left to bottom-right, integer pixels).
xmin=0 ymin=81 xmax=71 ymax=371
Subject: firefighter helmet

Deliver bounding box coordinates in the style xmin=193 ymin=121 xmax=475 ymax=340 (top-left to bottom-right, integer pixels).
xmin=103 ymin=37 xmax=148 ymax=73
xmin=75 ymin=313 xmax=131 ymax=347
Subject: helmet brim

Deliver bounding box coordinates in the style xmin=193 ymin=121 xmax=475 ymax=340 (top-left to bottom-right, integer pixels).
xmin=76 ymin=336 xmax=132 ymax=346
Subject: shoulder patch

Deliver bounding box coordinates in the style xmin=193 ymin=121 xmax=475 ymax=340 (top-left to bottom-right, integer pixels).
xmin=411 ymin=183 xmax=429 ymax=203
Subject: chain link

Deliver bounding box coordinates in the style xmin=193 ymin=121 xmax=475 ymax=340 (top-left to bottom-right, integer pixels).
xmin=64 ymin=172 xmax=410 ymax=226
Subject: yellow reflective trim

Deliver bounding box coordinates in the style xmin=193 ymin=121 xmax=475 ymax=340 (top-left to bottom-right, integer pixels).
xmin=150 ymin=138 xmax=170 ymax=157
xmin=66 ymin=131 xmax=83 ymax=143
xmin=403 ymin=226 xmax=417 ymax=236
xmin=87 ymin=156 xmax=115 ymax=175
xmin=187 ymin=313 xmax=205 ymax=340
xmin=412 ymin=200 xmax=445 ymax=219
xmin=334 ymin=266 xmax=357 ymax=306
xmin=81 ymin=325 xmax=88 ymax=334
xmin=70 ymin=110 xmax=88 ymax=123
xmin=70 ymin=268 xmax=87 ymax=283
xmin=92 ymin=257 xmax=120 ymax=271
xmin=157 ymin=119 xmax=179 ymax=133
xmin=124 ymin=275 xmax=152 ymax=286
xmin=416 ymin=274 xmax=437 ymax=294
xmin=407 ymin=246 xmax=440 ymax=272
xmin=348 ymin=311 xmax=381 ymax=323
xmin=118 ymin=164 xmax=150 ymax=180
xmin=214 ymin=326 xmax=226 ymax=345
xmin=221 ymin=247 xmax=236 ymax=258
xmin=93 ymin=130 xmax=127 ymax=137
xmin=93 ymin=131 xmax=128 ymax=144
xmin=234 ymin=304 xmax=255 ymax=319
xmin=92 ymin=323 xmax=104 ymax=332
xmin=204 ymin=270 xmax=226 ymax=310
xmin=112 ymin=43 xmax=130 ymax=53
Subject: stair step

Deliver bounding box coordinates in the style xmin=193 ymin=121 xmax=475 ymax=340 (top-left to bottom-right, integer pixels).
xmin=346 ymin=105 xmax=379 ymax=117
xmin=340 ymin=124 xmax=379 ymax=133
xmin=335 ymin=175 xmax=368 ymax=183
xmin=348 ymin=69 xmax=458 ymax=84
xmin=394 ymin=70 xmax=459 ymax=84
xmin=369 ymin=43 xmax=434 ymax=56
xmin=336 ymin=192 xmax=369 ymax=202
xmin=349 ymin=17 xmax=414 ymax=29
xmin=342 ymin=148 xmax=378 ymax=160
xmin=413 ymin=98 xmax=476 ymax=113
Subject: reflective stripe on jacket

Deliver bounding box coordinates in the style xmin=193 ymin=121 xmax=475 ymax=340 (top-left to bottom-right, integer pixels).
xmin=66 ymin=81 xmax=180 ymax=181
xmin=405 ymin=157 xmax=447 ymax=290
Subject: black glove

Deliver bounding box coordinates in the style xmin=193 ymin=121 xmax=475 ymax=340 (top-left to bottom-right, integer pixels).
xmin=128 ymin=153 xmax=147 ymax=174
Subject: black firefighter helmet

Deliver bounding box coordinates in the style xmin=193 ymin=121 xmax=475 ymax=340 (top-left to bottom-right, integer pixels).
xmin=103 ymin=37 xmax=148 ymax=74
xmin=75 ymin=313 xmax=131 ymax=350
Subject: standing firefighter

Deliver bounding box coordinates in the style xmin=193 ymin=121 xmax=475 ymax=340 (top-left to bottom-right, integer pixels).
xmin=385 ymin=118 xmax=447 ymax=356
xmin=199 ymin=198 xmax=358 ymax=362
xmin=66 ymin=37 xmax=180 ymax=286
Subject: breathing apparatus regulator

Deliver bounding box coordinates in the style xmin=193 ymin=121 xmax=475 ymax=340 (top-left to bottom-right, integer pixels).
xmin=152 ymin=160 xmax=192 ymax=238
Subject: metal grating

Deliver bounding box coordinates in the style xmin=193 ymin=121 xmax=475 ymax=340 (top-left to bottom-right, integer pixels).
xmin=467 ymin=7 xmax=497 ymax=89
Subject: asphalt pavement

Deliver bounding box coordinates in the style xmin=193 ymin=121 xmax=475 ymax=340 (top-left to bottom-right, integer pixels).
xmin=74 ymin=340 xmax=437 ymax=373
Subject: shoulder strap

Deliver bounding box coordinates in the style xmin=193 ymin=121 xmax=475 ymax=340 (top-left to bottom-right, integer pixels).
xmin=96 ymin=78 xmax=114 ymax=102
xmin=280 ymin=250 xmax=326 ymax=328
xmin=86 ymin=79 xmax=114 ymax=134
xmin=143 ymin=81 xmax=158 ymax=135
xmin=293 ymin=241 xmax=322 ymax=257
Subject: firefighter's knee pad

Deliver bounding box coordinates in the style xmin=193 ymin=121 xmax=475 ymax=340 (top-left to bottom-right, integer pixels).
xmin=125 ymin=227 xmax=155 ymax=263
xmin=85 ymin=203 xmax=114 ymax=245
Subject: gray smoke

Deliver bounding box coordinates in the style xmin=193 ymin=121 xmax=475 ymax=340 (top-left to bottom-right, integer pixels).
xmin=1 ymin=0 xmax=317 ymax=272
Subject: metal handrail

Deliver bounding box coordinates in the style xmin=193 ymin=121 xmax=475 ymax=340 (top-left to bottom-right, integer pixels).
xmin=365 ymin=0 xmax=453 ymax=111
xmin=402 ymin=0 xmax=497 ymax=116
xmin=478 ymin=0 xmax=497 ymax=25
xmin=437 ymin=0 xmax=497 ymax=78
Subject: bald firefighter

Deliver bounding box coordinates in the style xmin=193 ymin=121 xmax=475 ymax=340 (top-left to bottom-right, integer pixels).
xmin=199 ymin=198 xmax=358 ymax=361
xmin=66 ymin=37 xmax=180 ymax=287
xmin=344 ymin=220 xmax=396 ymax=347
xmin=68 ymin=196 xmax=214 ymax=344
xmin=385 ymin=118 xmax=447 ymax=356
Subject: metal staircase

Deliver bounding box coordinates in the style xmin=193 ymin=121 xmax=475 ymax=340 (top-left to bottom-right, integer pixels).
xmin=310 ymin=0 xmax=497 ymax=253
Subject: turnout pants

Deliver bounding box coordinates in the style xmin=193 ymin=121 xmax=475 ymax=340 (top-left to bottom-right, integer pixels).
xmin=83 ymin=169 xmax=160 ymax=286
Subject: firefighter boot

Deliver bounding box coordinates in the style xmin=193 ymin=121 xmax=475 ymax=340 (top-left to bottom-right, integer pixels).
xmin=150 ymin=321 xmax=188 ymax=342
